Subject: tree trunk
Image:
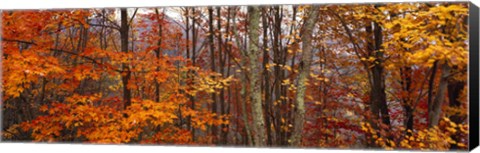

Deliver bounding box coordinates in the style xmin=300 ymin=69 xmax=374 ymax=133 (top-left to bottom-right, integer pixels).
xmin=271 ymin=6 xmax=286 ymax=146
xmin=427 ymin=61 xmax=438 ymax=117
xmin=400 ymin=66 xmax=413 ymax=131
xmin=120 ymin=8 xmax=132 ymax=109
xmin=428 ymin=61 xmax=451 ymax=127
xmin=216 ymin=7 xmax=228 ymax=145
xmin=290 ymin=5 xmax=319 ymax=147
xmin=246 ymin=6 xmax=266 ymax=147
xmin=260 ymin=7 xmax=273 ymax=146
xmin=366 ymin=19 xmax=390 ymax=127
xmin=155 ymin=8 xmax=163 ymax=102
xmin=208 ymin=7 xmax=219 ymax=143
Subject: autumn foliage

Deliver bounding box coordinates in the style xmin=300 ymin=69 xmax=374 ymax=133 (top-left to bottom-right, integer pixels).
xmin=1 ymin=2 xmax=470 ymax=151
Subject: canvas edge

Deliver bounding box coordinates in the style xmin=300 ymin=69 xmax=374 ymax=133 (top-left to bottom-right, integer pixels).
xmin=468 ymin=1 xmax=479 ymax=151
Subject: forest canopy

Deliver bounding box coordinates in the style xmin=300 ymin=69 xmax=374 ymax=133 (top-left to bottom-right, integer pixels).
xmin=1 ymin=2 xmax=470 ymax=151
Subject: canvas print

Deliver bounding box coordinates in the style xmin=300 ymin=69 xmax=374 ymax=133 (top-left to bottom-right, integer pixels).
xmin=0 ymin=2 xmax=475 ymax=151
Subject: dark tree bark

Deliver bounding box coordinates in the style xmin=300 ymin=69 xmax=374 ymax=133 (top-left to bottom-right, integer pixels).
xmin=208 ymin=7 xmax=219 ymax=143
xmin=400 ymin=66 xmax=414 ymax=131
xmin=428 ymin=61 xmax=450 ymax=127
xmin=260 ymin=7 xmax=273 ymax=146
xmin=365 ymin=18 xmax=390 ymax=128
xmin=120 ymin=8 xmax=132 ymax=109
xmin=154 ymin=8 xmax=163 ymax=103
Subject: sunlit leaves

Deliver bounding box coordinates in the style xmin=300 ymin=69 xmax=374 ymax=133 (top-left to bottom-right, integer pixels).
xmin=186 ymin=71 xmax=235 ymax=95
xmin=382 ymin=3 xmax=468 ymax=69
xmin=359 ymin=118 xmax=469 ymax=151
xmin=3 ymin=47 xmax=66 ymax=98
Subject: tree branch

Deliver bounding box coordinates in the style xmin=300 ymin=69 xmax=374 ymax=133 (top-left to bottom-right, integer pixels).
xmin=128 ymin=8 xmax=139 ymax=27
xmin=1 ymin=37 xmax=123 ymax=73
xmin=88 ymin=23 xmax=120 ymax=31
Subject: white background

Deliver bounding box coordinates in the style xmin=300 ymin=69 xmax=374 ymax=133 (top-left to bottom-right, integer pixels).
xmin=0 ymin=0 xmax=478 ymax=153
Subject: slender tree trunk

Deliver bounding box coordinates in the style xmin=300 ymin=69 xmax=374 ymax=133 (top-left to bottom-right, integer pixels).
xmin=186 ymin=8 xmax=190 ymax=60
xmin=271 ymin=6 xmax=285 ymax=146
xmin=366 ymin=19 xmax=390 ymax=127
xmin=290 ymin=5 xmax=319 ymax=147
xmin=399 ymin=37 xmax=414 ymax=133
xmin=155 ymin=8 xmax=163 ymax=102
xmin=207 ymin=7 xmax=219 ymax=143
xmin=373 ymin=21 xmax=390 ymax=127
xmin=400 ymin=67 xmax=414 ymax=131
xmin=216 ymin=7 xmax=228 ymax=145
xmin=120 ymin=8 xmax=132 ymax=109
xmin=184 ymin=7 xmax=193 ymax=134
xmin=427 ymin=61 xmax=438 ymax=114
xmin=428 ymin=61 xmax=451 ymax=127
xmin=261 ymin=7 xmax=273 ymax=146
xmin=192 ymin=8 xmax=197 ymax=66
xmin=246 ymin=6 xmax=266 ymax=147
xmin=191 ymin=7 xmax=198 ymax=142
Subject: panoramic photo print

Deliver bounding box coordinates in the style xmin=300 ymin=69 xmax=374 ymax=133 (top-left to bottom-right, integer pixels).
xmin=1 ymin=2 xmax=470 ymax=151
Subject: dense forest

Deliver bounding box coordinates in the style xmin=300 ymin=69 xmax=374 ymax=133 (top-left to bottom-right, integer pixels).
xmin=1 ymin=2 xmax=470 ymax=151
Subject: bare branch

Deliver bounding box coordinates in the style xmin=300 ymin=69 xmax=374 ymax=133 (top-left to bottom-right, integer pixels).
xmin=88 ymin=23 xmax=120 ymax=31
xmin=128 ymin=8 xmax=139 ymax=27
